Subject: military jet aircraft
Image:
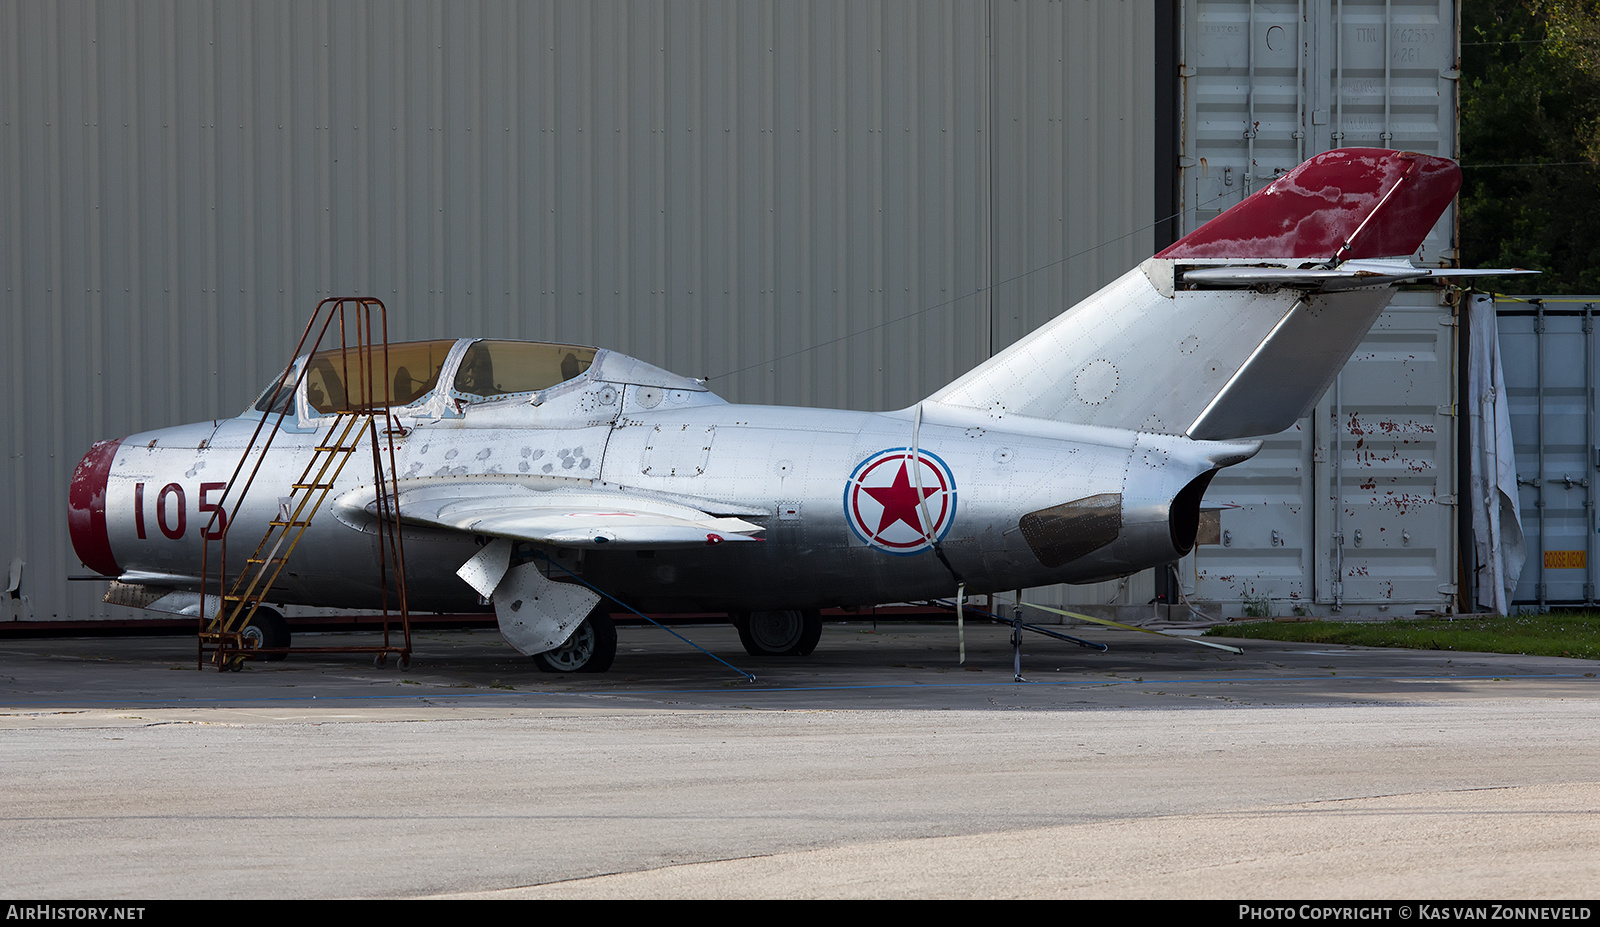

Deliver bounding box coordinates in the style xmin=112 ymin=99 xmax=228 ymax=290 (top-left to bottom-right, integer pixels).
xmin=69 ymin=148 xmax=1468 ymax=672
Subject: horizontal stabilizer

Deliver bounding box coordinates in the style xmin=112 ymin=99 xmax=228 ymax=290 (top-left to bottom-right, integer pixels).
xmin=1180 ymin=261 xmax=1538 ymax=292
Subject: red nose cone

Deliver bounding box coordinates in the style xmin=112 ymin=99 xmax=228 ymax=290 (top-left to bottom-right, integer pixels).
xmin=68 ymin=438 xmax=122 ymax=577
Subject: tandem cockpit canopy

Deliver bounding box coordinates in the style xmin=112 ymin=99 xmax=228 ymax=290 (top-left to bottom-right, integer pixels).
xmin=250 ymin=338 xmax=600 ymax=417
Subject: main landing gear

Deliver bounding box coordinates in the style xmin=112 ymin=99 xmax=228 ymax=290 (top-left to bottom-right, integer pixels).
xmin=532 ymin=606 xmax=618 ymax=673
xmin=732 ymin=609 xmax=822 ymax=657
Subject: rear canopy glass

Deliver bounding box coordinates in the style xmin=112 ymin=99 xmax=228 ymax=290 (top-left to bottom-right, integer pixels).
xmin=452 ymin=341 xmax=596 ymax=401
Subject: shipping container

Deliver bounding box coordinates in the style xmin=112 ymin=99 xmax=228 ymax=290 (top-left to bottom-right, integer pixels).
xmin=1184 ymin=290 xmax=1461 ymax=617
xmin=1127 ymin=0 xmax=1464 ymax=618
xmin=1495 ymin=296 xmax=1600 ymax=608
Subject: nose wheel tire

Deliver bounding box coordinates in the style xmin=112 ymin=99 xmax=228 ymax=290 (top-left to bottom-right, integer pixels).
xmin=734 ymin=609 xmax=822 ymax=656
xmin=240 ymin=606 xmax=291 ymax=662
xmin=533 ymin=609 xmax=617 ymax=673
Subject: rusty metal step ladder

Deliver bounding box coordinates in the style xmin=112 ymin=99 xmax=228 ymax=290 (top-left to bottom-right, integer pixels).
xmin=199 ymin=297 xmax=412 ymax=671
xmin=201 ymin=411 xmax=376 ymax=664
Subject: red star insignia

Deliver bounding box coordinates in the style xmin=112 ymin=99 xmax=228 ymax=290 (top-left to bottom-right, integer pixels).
xmin=863 ymin=461 xmax=939 ymax=537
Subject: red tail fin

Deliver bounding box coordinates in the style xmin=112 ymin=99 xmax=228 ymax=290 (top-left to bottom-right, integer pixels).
xmin=1157 ymin=148 xmax=1461 ymax=261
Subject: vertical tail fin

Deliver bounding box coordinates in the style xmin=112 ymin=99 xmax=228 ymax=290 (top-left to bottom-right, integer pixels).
xmin=926 ymin=149 xmax=1462 ymax=440
xmin=1157 ymin=148 xmax=1461 ymax=262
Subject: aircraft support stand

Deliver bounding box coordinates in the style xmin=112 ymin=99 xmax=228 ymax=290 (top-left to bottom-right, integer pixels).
xmin=930 ymin=597 xmax=1110 ymax=677
xmin=1011 ymin=599 xmax=1026 ymax=683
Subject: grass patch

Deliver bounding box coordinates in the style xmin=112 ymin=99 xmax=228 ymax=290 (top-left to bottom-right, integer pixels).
xmin=1204 ymin=612 xmax=1600 ymax=661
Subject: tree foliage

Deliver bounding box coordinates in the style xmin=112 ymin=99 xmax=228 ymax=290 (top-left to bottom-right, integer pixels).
xmin=1461 ymin=0 xmax=1600 ymax=293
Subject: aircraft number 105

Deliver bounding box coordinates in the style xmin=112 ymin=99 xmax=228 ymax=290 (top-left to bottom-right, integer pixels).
xmin=133 ymin=482 xmax=228 ymax=541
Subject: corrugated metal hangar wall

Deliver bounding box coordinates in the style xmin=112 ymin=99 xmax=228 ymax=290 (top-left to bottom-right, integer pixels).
xmin=3 ymin=0 xmax=1158 ymax=620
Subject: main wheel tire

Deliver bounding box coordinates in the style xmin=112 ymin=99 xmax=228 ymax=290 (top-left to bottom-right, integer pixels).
xmin=794 ymin=608 xmax=823 ymax=656
xmin=241 ymin=606 xmax=291 ymax=662
xmin=735 ymin=609 xmax=823 ymax=656
xmin=533 ymin=609 xmax=617 ymax=673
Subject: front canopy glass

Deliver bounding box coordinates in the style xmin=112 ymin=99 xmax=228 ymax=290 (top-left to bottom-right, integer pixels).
xmin=303 ymin=340 xmax=457 ymax=413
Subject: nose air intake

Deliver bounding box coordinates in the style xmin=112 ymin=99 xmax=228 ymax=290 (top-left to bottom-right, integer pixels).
xmin=68 ymin=438 xmax=122 ymax=577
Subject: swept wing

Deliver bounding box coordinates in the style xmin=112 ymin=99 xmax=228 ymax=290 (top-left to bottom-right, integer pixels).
xmin=333 ymin=479 xmax=765 ymax=548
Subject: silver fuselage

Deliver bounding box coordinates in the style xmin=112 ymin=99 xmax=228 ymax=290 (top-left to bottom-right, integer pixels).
xmin=95 ymin=356 xmax=1258 ymax=613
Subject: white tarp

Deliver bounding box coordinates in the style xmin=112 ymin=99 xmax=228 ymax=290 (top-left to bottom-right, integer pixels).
xmin=1468 ymin=295 xmax=1527 ymax=614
